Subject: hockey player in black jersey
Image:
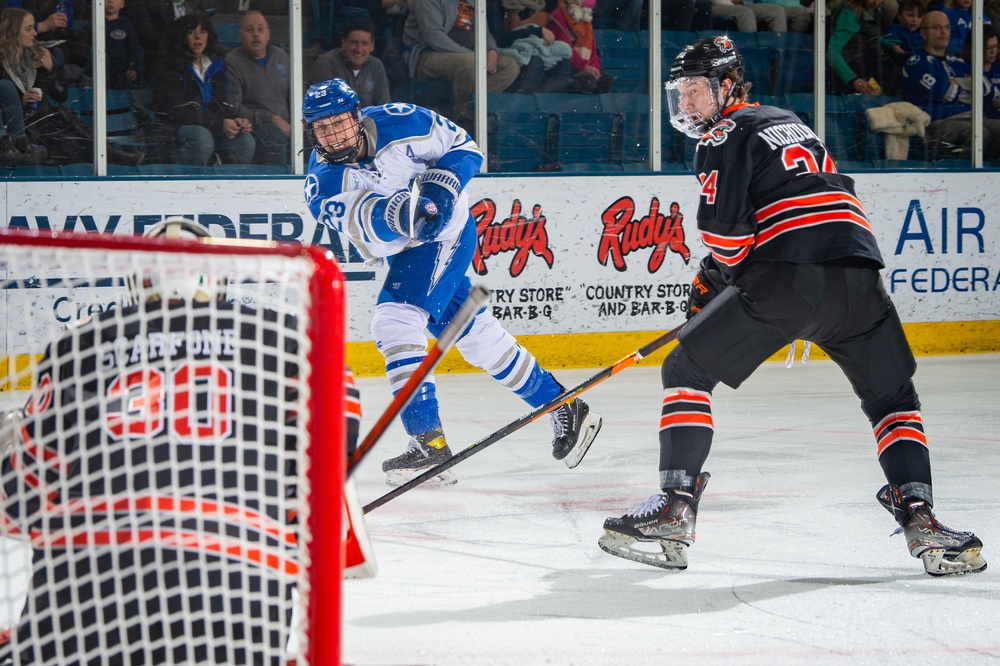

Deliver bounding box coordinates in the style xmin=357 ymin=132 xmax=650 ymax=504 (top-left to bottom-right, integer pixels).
xmin=0 ymin=219 xmax=357 ymax=664
xmin=598 ymin=36 xmax=985 ymax=577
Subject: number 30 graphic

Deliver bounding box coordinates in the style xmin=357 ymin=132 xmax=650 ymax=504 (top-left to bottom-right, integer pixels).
xmin=105 ymin=363 xmax=233 ymax=444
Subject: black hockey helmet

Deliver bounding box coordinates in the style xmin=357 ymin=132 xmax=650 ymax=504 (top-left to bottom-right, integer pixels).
xmin=669 ymin=36 xmax=745 ymax=84
xmin=665 ymin=36 xmax=746 ymax=138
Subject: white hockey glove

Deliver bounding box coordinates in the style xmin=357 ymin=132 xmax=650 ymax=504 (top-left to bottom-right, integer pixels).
xmin=0 ymin=409 xmax=23 ymax=458
xmin=380 ymin=188 xmax=440 ymax=242
xmin=419 ymin=167 xmax=461 ymax=230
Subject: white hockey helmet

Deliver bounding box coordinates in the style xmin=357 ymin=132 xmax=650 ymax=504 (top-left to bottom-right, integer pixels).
xmin=129 ymin=217 xmax=222 ymax=304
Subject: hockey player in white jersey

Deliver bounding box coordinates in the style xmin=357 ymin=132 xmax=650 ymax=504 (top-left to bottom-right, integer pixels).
xmin=302 ymin=78 xmax=602 ymax=486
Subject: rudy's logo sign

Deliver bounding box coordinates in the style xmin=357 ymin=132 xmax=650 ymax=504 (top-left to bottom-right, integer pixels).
xmin=471 ymin=199 xmax=554 ymax=278
xmin=598 ymin=197 xmax=691 ymax=273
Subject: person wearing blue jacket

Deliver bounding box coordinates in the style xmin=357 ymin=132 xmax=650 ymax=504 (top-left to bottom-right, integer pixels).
xmin=902 ymin=9 xmax=1000 ymax=156
xmin=153 ymin=13 xmax=254 ymax=165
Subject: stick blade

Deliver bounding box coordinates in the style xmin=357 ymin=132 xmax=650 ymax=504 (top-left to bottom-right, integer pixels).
xmin=408 ymin=175 xmax=421 ymax=241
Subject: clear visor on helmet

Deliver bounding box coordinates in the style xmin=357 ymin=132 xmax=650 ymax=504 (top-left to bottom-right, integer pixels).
xmin=664 ymin=76 xmax=722 ymax=139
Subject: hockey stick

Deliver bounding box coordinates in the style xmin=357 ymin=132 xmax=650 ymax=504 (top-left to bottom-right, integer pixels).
xmin=363 ymin=322 xmax=687 ymax=513
xmin=407 ymin=175 xmax=422 ymax=242
xmin=347 ymin=284 xmax=490 ymax=476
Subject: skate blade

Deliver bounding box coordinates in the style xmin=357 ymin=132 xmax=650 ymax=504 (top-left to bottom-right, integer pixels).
xmin=598 ymin=530 xmax=689 ymax=571
xmin=385 ymin=468 xmax=458 ymax=488
xmin=563 ymin=414 xmax=603 ymax=469
xmin=921 ymin=546 xmax=988 ymax=577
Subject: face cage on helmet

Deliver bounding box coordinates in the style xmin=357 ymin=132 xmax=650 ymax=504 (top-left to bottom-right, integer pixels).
xmin=308 ymin=109 xmax=364 ymax=164
xmin=664 ymin=76 xmax=724 ymax=139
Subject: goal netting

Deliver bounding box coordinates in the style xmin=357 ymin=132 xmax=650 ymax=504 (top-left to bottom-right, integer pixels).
xmin=0 ymin=229 xmax=345 ymax=665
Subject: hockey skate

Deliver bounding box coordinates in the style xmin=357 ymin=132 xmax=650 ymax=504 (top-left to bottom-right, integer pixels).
xmin=382 ymin=425 xmax=457 ymax=487
xmin=550 ymin=397 xmax=603 ymax=468
xmin=877 ymin=484 xmax=987 ymax=576
xmin=599 ymin=473 xmax=710 ymax=570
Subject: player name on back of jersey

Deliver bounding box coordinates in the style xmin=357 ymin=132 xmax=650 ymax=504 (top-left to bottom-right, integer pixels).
xmin=99 ymin=328 xmax=238 ymax=368
xmin=757 ymin=122 xmax=821 ymax=150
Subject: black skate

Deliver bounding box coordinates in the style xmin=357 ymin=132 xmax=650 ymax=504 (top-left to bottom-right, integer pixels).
xmin=877 ymin=484 xmax=986 ymax=576
xmin=550 ymin=397 xmax=603 ymax=468
xmin=382 ymin=425 xmax=457 ymax=488
xmin=599 ymin=473 xmax=710 ymax=570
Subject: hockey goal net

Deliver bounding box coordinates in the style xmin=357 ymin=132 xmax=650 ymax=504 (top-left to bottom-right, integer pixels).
xmin=0 ymin=228 xmax=344 ymax=665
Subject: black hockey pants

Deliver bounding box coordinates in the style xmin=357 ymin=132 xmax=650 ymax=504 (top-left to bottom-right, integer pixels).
xmin=657 ymin=261 xmax=932 ymax=496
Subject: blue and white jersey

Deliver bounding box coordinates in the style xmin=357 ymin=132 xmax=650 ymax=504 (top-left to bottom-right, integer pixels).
xmin=883 ymin=24 xmax=923 ymax=54
xmin=901 ymin=49 xmax=972 ymax=120
xmin=987 ymin=64 xmax=1000 ymax=119
xmin=943 ymin=7 xmax=990 ymax=56
xmin=303 ymin=103 xmax=483 ymax=261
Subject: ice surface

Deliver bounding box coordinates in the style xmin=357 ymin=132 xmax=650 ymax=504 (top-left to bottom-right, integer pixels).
xmin=2 ymin=354 xmax=997 ymax=665
xmin=344 ymin=354 xmax=1000 ymax=666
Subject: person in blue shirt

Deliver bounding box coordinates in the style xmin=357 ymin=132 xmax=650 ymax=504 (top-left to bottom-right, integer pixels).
xmin=902 ymin=9 xmax=1000 ymax=156
xmin=301 ymin=79 xmax=603 ymax=487
xmin=943 ymin=0 xmax=991 ymax=55
xmin=962 ymin=23 xmax=1000 ymax=117
xmin=885 ymin=0 xmax=926 ymax=56
xmin=105 ymin=0 xmax=143 ymax=88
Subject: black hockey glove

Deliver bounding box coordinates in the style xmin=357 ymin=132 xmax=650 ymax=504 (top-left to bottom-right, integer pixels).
xmin=419 ymin=167 xmax=461 ymax=233
xmin=686 ymin=255 xmax=726 ymax=319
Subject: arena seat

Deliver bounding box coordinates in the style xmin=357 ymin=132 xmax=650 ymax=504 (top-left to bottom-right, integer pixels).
xmin=488 ymin=111 xmax=553 ymax=173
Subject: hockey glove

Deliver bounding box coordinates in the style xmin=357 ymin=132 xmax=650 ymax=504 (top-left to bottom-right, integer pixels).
xmin=380 ymin=189 xmax=441 ymax=242
xmin=686 ymin=255 xmax=727 ymax=319
xmin=419 ymin=167 xmax=461 ymax=232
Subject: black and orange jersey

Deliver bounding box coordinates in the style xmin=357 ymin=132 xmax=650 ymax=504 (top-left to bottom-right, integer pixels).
xmin=3 ymin=301 xmax=301 ymax=533
xmin=691 ymin=102 xmax=884 ymax=279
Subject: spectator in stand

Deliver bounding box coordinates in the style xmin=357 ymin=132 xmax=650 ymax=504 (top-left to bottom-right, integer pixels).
xmin=402 ymin=0 xmax=520 ymax=130
xmin=106 ymin=0 xmax=143 ymax=89
xmin=154 ymin=13 xmax=255 ymax=166
xmin=944 ymin=0 xmax=992 ymax=54
xmin=124 ymin=0 xmax=206 ymax=79
xmin=662 ymin=0 xmax=715 ymax=31
xmin=902 ymin=10 xmax=1000 ymax=156
xmin=708 ymin=0 xmax=786 ymax=33
xmin=9 ymin=0 xmax=90 ymax=70
xmin=944 ymin=0 xmax=991 ymax=55
xmin=764 ymin=0 xmax=813 ymax=31
xmin=0 ymin=7 xmax=49 ymax=165
xmin=828 ymin=0 xmax=900 ymax=94
xmin=225 ymin=11 xmax=291 ymax=166
xmin=829 ymin=0 xmax=898 ymax=28
xmin=963 ymin=23 xmax=1000 ymax=117
xmin=548 ymin=0 xmax=612 ymax=94
xmin=885 ymin=0 xmax=926 ymax=59
xmin=307 ymin=16 xmax=391 ymax=107
xmin=338 ymin=0 xmax=406 ymax=56
xmin=488 ymin=0 xmax=574 ymax=94
xmin=592 ymin=0 xmax=643 ymax=30
xmin=1 ymin=6 xmax=147 ymax=165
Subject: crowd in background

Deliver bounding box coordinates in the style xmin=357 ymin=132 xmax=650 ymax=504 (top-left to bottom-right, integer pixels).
xmin=0 ymin=0 xmax=998 ymax=170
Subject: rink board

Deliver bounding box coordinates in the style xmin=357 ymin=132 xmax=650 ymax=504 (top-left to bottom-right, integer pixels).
xmin=1 ymin=172 xmax=998 ymax=376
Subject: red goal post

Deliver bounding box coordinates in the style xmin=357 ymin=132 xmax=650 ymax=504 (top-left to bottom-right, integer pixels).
xmin=0 ymin=228 xmax=345 ymax=666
